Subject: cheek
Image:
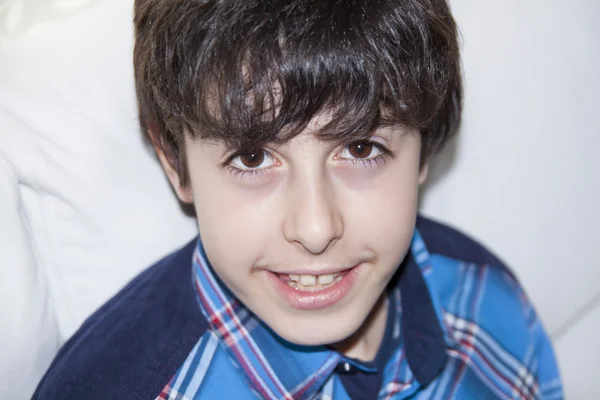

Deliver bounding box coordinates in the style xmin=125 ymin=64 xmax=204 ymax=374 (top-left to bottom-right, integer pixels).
xmin=192 ymin=192 xmax=260 ymax=300
xmin=191 ymin=173 xmax=278 ymax=275
xmin=337 ymin=163 xmax=420 ymax=238
xmin=334 ymin=165 xmax=421 ymax=281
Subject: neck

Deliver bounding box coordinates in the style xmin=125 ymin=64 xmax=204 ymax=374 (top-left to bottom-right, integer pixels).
xmin=331 ymin=293 xmax=389 ymax=362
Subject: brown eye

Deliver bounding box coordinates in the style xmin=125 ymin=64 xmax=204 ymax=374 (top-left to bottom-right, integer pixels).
xmin=337 ymin=141 xmax=386 ymax=163
xmin=239 ymin=150 xmax=265 ymax=168
xmin=348 ymin=142 xmax=374 ymax=159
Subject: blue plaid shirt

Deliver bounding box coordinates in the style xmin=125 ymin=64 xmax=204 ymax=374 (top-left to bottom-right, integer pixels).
xmin=158 ymin=228 xmax=563 ymax=400
xmin=32 ymin=217 xmax=563 ymax=400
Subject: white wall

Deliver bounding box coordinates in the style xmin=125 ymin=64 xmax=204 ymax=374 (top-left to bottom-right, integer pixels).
xmin=421 ymin=1 xmax=600 ymax=397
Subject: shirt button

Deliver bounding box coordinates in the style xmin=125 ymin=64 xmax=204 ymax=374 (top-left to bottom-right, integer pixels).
xmin=342 ymin=362 xmax=351 ymax=372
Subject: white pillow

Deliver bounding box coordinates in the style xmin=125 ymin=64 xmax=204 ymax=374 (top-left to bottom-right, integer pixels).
xmin=0 ymin=150 xmax=60 ymax=399
xmin=0 ymin=1 xmax=196 ymax=396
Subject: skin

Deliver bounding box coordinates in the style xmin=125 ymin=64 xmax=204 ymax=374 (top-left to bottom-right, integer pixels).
xmin=155 ymin=116 xmax=428 ymax=361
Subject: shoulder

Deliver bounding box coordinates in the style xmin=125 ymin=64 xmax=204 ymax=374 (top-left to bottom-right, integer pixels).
xmin=417 ymin=216 xmax=562 ymax=396
xmin=416 ymin=215 xmax=512 ymax=274
xmin=417 ymin=215 xmax=538 ymax=357
xmin=33 ymin=237 xmax=209 ymax=400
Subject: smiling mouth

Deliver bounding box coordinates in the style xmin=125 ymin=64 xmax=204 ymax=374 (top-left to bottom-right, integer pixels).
xmin=268 ymin=265 xmax=361 ymax=310
xmin=276 ymin=270 xmax=352 ymax=292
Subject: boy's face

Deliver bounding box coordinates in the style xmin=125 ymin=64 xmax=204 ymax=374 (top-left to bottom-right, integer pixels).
xmin=159 ymin=116 xmax=426 ymax=348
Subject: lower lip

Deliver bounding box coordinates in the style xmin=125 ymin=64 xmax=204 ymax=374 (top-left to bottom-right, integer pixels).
xmin=267 ymin=265 xmax=360 ymax=311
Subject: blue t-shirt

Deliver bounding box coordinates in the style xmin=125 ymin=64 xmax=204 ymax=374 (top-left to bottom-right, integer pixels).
xmin=33 ymin=216 xmax=563 ymax=399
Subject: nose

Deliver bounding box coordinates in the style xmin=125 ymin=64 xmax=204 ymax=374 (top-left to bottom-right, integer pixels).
xmin=282 ymin=172 xmax=344 ymax=255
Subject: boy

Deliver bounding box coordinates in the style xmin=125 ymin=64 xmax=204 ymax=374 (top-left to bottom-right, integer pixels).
xmin=34 ymin=0 xmax=563 ymax=398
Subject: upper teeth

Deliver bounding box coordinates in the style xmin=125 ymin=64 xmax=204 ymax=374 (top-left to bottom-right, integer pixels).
xmin=317 ymin=274 xmax=335 ymax=285
xmin=289 ymin=274 xmax=338 ymax=286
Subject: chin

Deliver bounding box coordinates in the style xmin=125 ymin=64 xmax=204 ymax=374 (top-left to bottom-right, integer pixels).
xmin=269 ymin=316 xmax=361 ymax=348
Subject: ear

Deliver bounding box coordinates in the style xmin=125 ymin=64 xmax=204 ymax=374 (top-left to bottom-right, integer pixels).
xmin=148 ymin=129 xmax=194 ymax=204
xmin=418 ymin=163 xmax=429 ymax=185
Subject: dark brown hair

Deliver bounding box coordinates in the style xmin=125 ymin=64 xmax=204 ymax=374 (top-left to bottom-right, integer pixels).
xmin=134 ymin=0 xmax=462 ymax=185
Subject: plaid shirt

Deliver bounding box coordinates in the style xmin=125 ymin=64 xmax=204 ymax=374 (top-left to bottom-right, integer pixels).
xmin=158 ymin=229 xmax=563 ymax=400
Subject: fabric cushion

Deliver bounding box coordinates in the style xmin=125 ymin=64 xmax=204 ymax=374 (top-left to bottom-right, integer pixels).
xmin=0 ymin=1 xmax=196 ymax=397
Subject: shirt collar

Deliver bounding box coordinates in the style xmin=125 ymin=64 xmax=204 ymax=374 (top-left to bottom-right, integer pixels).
xmin=399 ymin=229 xmax=451 ymax=386
xmin=191 ymin=228 xmax=449 ymax=398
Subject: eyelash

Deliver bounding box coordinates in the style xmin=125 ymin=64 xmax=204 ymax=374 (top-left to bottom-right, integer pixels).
xmin=226 ymin=165 xmax=266 ymax=179
xmin=223 ymin=141 xmax=392 ymax=178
